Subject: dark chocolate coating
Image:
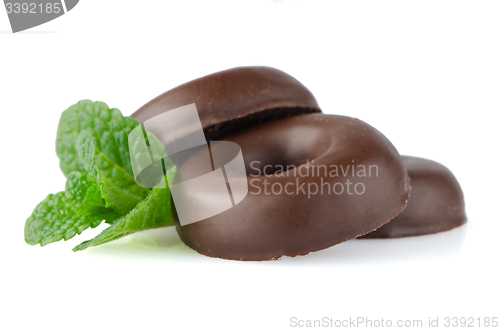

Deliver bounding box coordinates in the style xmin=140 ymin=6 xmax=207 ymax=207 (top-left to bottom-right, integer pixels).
xmin=361 ymin=156 xmax=466 ymax=238
xmin=174 ymin=114 xmax=411 ymax=261
xmin=132 ymin=66 xmax=321 ymax=140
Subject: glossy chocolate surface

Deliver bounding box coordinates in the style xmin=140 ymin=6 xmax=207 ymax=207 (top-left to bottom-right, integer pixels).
xmin=174 ymin=114 xmax=410 ymax=260
xmin=132 ymin=66 xmax=321 ymax=141
xmin=361 ymin=156 xmax=466 ymax=238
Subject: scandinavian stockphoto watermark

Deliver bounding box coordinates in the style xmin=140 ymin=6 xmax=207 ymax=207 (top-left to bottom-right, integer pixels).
xmin=128 ymin=103 xmax=249 ymax=227
xmin=3 ymin=0 xmax=79 ymax=33
xmin=248 ymin=160 xmax=379 ymax=199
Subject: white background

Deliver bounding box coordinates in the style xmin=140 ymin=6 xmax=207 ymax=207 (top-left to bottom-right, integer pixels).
xmin=1 ymin=1 xmax=499 ymax=330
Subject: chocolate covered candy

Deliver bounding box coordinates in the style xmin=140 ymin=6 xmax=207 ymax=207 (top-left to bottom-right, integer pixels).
xmin=132 ymin=66 xmax=411 ymax=261
xmin=132 ymin=66 xmax=321 ymax=141
xmin=175 ymin=114 xmax=410 ymax=260
xmin=361 ymin=156 xmax=467 ymax=238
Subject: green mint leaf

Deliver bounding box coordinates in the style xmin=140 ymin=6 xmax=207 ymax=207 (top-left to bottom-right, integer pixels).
xmin=25 ymin=172 xmax=121 ymax=246
xmin=56 ymin=100 xmax=140 ymax=178
xmin=73 ymin=168 xmax=177 ymax=252
xmin=76 ymin=130 xmax=150 ymax=214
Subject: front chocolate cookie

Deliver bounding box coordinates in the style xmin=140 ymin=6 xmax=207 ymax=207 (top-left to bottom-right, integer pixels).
xmin=174 ymin=114 xmax=411 ymax=261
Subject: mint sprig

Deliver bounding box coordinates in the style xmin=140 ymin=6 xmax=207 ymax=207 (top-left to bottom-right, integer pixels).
xmin=73 ymin=168 xmax=177 ymax=252
xmin=25 ymin=172 xmax=121 ymax=246
xmin=25 ymin=100 xmax=177 ymax=250
xmin=77 ymin=130 xmax=150 ymax=215
xmin=56 ymin=100 xmax=140 ymax=177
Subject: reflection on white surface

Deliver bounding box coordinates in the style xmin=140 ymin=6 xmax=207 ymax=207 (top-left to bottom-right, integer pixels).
xmin=81 ymin=223 xmax=468 ymax=266
xmin=277 ymin=224 xmax=468 ymax=266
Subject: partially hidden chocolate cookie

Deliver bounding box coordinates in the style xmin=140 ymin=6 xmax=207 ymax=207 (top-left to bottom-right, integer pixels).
xmin=132 ymin=66 xmax=321 ymax=141
xmin=361 ymin=156 xmax=467 ymax=238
